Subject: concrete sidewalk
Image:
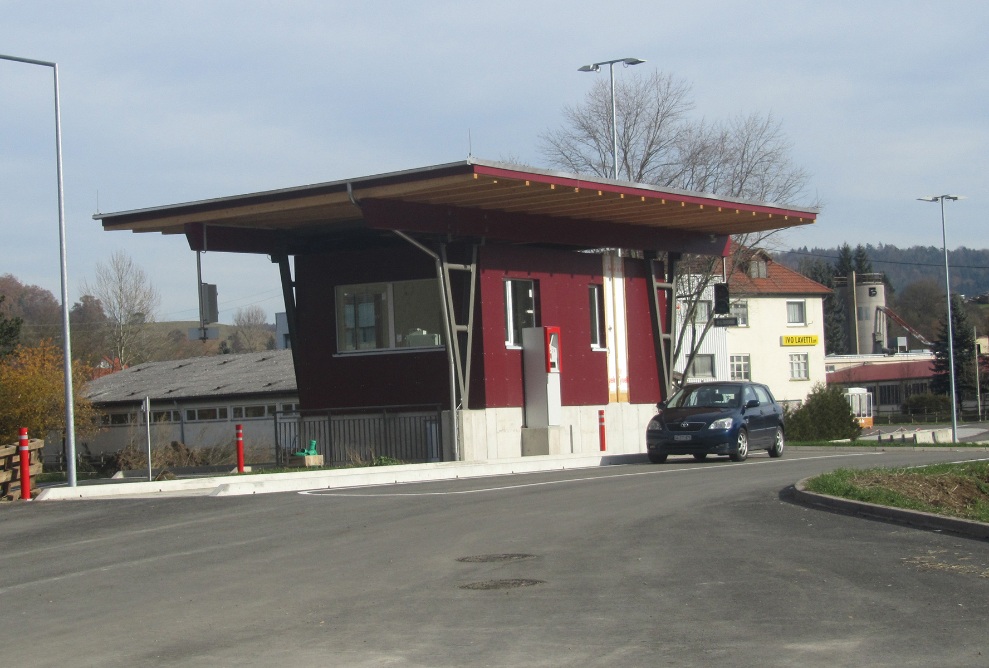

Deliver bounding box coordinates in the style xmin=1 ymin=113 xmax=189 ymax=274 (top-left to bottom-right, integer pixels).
xmin=34 ymin=452 xmax=648 ymax=501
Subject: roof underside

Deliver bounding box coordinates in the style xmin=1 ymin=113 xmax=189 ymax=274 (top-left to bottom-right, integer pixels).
xmin=95 ymin=159 xmax=818 ymax=255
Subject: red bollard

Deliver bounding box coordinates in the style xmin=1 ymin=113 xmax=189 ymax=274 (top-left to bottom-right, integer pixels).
xmin=235 ymin=424 xmax=245 ymax=473
xmin=18 ymin=427 xmax=31 ymax=500
xmin=598 ymin=410 xmax=606 ymax=452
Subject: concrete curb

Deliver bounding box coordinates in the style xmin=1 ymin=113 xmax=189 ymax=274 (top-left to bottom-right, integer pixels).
xmin=792 ymin=477 xmax=989 ymax=542
xmin=34 ymin=453 xmax=648 ymax=501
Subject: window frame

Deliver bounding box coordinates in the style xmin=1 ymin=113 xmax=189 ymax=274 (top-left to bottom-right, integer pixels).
xmin=729 ymin=354 xmax=751 ymax=381
xmin=687 ymin=354 xmax=715 ymax=379
xmin=789 ymin=353 xmax=809 ymax=380
xmin=505 ymin=278 xmax=538 ymax=348
xmin=588 ymin=284 xmax=606 ymax=350
xmin=730 ymin=300 xmax=749 ymax=327
xmin=335 ymin=279 xmax=445 ymax=354
xmin=786 ymin=300 xmax=807 ymax=326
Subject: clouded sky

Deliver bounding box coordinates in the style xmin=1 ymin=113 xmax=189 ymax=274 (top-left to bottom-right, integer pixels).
xmin=2 ymin=1 xmax=986 ymax=323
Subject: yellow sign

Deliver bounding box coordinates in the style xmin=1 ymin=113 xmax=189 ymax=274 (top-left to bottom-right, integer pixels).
xmin=781 ymin=335 xmax=819 ymax=346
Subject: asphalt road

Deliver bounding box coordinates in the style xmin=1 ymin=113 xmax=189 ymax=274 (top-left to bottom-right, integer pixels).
xmin=2 ymin=448 xmax=988 ymax=667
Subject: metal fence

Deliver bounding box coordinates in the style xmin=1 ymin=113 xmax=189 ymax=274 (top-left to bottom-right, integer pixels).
xmin=274 ymin=404 xmax=443 ymax=466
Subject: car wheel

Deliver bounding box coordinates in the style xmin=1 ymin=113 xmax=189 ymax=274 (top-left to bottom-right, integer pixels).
xmin=692 ymin=453 xmax=707 ymax=461
xmin=768 ymin=428 xmax=785 ymax=458
xmin=729 ymin=429 xmax=748 ymax=462
xmin=648 ymin=452 xmax=668 ymax=464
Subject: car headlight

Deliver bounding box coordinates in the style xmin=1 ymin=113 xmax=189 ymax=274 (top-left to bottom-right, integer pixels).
xmin=709 ymin=417 xmax=733 ymax=430
xmin=647 ymin=418 xmax=663 ymax=431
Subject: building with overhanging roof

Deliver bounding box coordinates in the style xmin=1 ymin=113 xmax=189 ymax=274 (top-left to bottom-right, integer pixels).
xmin=95 ymin=159 xmax=817 ymax=462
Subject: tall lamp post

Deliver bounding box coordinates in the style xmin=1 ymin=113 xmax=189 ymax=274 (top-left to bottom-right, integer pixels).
xmin=918 ymin=194 xmax=965 ymax=442
xmin=1 ymin=53 xmax=77 ymax=486
xmin=578 ymin=57 xmax=645 ymax=180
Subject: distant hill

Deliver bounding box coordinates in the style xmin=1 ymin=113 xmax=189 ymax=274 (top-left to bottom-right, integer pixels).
xmin=775 ymin=244 xmax=989 ymax=297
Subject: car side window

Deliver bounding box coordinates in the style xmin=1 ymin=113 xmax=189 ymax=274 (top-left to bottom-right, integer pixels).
xmin=753 ymin=385 xmax=772 ymax=404
xmin=743 ymin=386 xmax=758 ymax=405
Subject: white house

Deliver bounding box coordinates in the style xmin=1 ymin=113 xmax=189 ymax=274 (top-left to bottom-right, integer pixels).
xmin=674 ymin=250 xmax=830 ymax=407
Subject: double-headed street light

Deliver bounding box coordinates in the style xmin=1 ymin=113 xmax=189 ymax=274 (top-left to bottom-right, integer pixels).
xmin=1 ymin=53 xmax=77 ymax=486
xmin=578 ymin=57 xmax=646 ymax=180
xmin=918 ymin=194 xmax=965 ymax=443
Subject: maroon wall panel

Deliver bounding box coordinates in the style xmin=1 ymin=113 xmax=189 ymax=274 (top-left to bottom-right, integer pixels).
xmin=293 ymin=248 xmax=450 ymax=409
xmin=477 ymin=246 xmax=609 ymax=408
xmin=623 ymin=259 xmax=663 ymax=405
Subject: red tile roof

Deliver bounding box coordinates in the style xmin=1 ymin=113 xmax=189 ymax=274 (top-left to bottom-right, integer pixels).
xmin=728 ymin=252 xmax=831 ymax=296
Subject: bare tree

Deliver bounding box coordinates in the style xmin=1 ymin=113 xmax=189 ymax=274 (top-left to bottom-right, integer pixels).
xmin=231 ymin=305 xmax=273 ymax=353
xmin=540 ymin=69 xmax=817 ymax=387
xmin=81 ymin=251 xmax=161 ymax=366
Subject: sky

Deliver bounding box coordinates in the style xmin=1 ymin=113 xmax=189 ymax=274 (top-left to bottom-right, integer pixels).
xmin=1 ymin=1 xmax=986 ymax=324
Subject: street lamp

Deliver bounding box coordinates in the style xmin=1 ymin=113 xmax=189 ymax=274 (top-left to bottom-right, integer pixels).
xmin=918 ymin=194 xmax=965 ymax=442
xmin=1 ymin=53 xmax=77 ymax=486
xmin=578 ymin=57 xmax=646 ymax=180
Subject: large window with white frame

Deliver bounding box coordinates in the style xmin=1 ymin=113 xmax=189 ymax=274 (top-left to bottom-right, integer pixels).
xmin=335 ymin=279 xmax=444 ymax=353
xmin=505 ymin=279 xmax=537 ymax=347
xmin=729 ymin=354 xmax=751 ymax=381
xmin=786 ymin=300 xmax=806 ymax=326
xmin=789 ymin=353 xmax=809 ymax=380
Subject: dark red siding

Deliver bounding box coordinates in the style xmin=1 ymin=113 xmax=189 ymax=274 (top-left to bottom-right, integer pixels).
xmin=623 ymin=259 xmax=663 ymax=405
xmin=294 ymin=247 xmax=450 ymax=409
xmin=476 ymin=246 xmax=609 ymax=408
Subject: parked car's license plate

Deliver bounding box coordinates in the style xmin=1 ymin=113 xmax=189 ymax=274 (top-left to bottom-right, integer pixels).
xmin=674 ymin=435 xmax=692 ymax=441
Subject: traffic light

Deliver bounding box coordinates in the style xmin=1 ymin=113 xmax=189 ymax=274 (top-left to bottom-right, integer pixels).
xmin=713 ymin=283 xmax=730 ymax=314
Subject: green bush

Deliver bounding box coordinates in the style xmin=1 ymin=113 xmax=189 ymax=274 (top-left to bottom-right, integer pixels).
xmin=902 ymin=392 xmax=951 ymax=415
xmin=784 ymin=383 xmax=861 ymax=442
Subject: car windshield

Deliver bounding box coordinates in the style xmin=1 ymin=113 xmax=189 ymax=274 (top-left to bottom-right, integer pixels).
xmin=668 ymin=384 xmax=742 ymax=409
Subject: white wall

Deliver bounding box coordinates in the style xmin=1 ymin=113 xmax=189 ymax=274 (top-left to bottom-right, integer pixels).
xmin=726 ymin=295 xmax=826 ymax=404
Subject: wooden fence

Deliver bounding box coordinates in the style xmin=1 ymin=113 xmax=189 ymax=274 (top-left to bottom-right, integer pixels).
xmin=0 ymin=438 xmax=44 ymax=500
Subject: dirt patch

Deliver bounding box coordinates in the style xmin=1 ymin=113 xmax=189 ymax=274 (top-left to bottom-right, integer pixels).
xmin=851 ymin=470 xmax=989 ymax=518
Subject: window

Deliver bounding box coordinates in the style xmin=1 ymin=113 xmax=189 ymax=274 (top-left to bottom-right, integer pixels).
xmin=730 ymin=300 xmax=748 ymax=326
xmin=109 ymin=413 xmax=135 ymax=425
xmin=786 ymin=300 xmax=806 ymax=325
xmin=692 ymin=300 xmax=712 ymax=324
xmin=150 ymin=410 xmax=180 ymax=423
xmin=878 ymin=384 xmax=901 ymax=406
xmin=748 ymin=260 xmax=768 ymax=278
xmin=185 ymin=407 xmax=229 ymax=422
xmin=789 ymin=353 xmax=809 ymax=380
xmin=687 ymin=354 xmax=715 ymax=378
xmin=505 ymin=279 xmax=537 ymax=346
xmin=589 ymin=284 xmax=606 ymax=349
xmin=729 ymin=354 xmax=751 ymax=381
xmin=336 ymin=279 xmax=444 ymax=352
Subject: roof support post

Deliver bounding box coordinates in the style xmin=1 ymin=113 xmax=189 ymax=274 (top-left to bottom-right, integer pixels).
xmin=392 ymin=230 xmax=461 ymax=461
xmin=273 ymin=253 xmax=302 ymax=394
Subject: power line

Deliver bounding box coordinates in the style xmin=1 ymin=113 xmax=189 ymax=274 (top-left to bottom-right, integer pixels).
xmin=777 ymin=248 xmax=989 ymax=271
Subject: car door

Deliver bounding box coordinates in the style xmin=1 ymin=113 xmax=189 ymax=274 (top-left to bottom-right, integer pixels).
xmin=741 ymin=385 xmax=766 ymax=445
xmin=751 ymin=384 xmax=778 ymax=446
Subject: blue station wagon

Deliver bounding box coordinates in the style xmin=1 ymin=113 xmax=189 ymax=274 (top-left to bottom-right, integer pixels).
xmin=646 ymin=381 xmax=785 ymax=463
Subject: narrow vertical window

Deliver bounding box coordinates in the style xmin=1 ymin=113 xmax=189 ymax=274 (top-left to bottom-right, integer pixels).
xmin=589 ymin=284 xmax=606 ymax=349
xmin=789 ymin=353 xmax=809 ymax=380
xmin=505 ymin=279 xmax=537 ymax=346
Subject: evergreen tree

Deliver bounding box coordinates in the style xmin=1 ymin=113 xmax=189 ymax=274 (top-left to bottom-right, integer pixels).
xmin=834 ymin=243 xmax=854 ymax=278
xmin=930 ymin=294 xmax=976 ymax=410
xmin=853 ymin=244 xmax=873 ymax=274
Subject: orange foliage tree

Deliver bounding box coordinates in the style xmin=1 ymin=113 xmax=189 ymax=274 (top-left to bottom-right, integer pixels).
xmin=0 ymin=340 xmax=97 ymax=444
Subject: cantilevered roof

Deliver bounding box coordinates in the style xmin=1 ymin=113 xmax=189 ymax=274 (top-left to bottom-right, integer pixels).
xmin=95 ymin=159 xmax=817 ymax=254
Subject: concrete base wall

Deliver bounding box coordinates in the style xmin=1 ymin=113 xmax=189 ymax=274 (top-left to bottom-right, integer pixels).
xmin=458 ymin=403 xmax=655 ymax=461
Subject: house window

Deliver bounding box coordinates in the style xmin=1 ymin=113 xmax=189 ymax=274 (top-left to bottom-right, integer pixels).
xmin=730 ymin=300 xmax=748 ymax=326
xmin=730 ymin=354 xmax=751 ymax=381
xmin=789 ymin=353 xmax=809 ymax=380
xmin=687 ymin=354 xmax=715 ymax=378
xmin=150 ymin=410 xmax=180 ymax=423
xmin=505 ymin=279 xmax=537 ymax=347
xmin=336 ymin=279 xmax=443 ymax=352
xmin=786 ymin=300 xmax=806 ymax=326
xmin=589 ymin=284 xmax=606 ymax=349
xmin=749 ymin=260 xmax=768 ymax=278
xmin=878 ymin=384 xmax=901 ymax=406
xmin=683 ymin=299 xmax=712 ymax=325
xmin=185 ymin=407 xmax=229 ymax=422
